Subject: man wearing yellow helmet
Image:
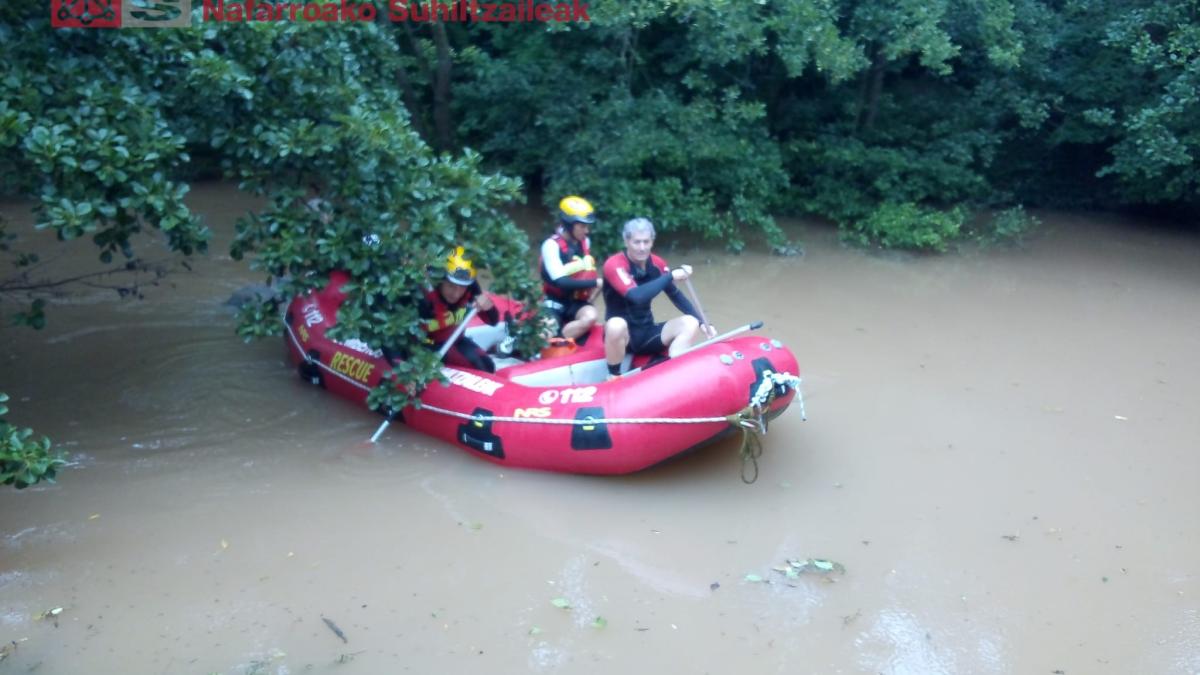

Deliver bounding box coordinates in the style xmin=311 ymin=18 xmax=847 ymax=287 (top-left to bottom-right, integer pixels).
xmin=418 ymin=246 xmax=499 ymax=372
xmin=539 ymin=195 xmax=603 ymax=341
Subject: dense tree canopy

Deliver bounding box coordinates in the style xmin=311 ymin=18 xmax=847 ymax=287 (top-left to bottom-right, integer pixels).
xmin=2 ymin=0 xmax=1199 ymax=486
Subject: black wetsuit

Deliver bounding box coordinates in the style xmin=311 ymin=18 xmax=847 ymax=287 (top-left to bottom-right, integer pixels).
xmin=601 ymin=252 xmax=698 ymax=354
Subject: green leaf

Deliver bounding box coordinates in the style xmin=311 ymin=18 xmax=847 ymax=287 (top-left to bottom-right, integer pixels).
xmin=550 ymin=598 xmax=570 ymax=609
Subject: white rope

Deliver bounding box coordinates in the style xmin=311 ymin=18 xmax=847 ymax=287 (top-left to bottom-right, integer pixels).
xmin=417 ymin=402 xmax=729 ymax=425
xmin=285 ymin=317 xmax=806 ymax=427
xmin=750 ymin=371 xmax=806 ymax=421
xmin=284 ymin=319 xmax=373 ymax=393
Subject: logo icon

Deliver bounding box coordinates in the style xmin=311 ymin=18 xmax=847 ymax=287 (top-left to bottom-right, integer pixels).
xmin=52 ymin=0 xmax=121 ymax=28
xmin=52 ymin=0 xmax=192 ymax=28
xmin=123 ymin=0 xmax=192 ymax=27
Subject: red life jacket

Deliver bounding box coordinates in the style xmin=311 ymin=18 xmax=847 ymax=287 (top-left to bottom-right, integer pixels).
xmin=540 ymin=233 xmax=597 ymax=302
xmin=423 ymin=286 xmax=473 ymax=344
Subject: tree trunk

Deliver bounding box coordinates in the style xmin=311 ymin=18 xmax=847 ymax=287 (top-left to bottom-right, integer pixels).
xmin=431 ymin=20 xmax=454 ymax=152
xmin=395 ymin=23 xmax=432 ymax=143
xmin=857 ymin=46 xmax=886 ymax=132
xmin=395 ymin=62 xmax=430 ymax=144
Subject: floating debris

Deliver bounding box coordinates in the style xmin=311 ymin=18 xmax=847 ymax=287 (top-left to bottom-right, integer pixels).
xmin=592 ymin=616 xmax=607 ymax=629
xmin=0 ymin=639 xmax=25 ymax=663
xmin=322 ymin=616 xmax=348 ymax=643
xmin=767 ymin=558 xmax=848 ymax=580
xmin=550 ymin=598 xmax=571 ymax=610
xmin=34 ymin=607 xmax=64 ymax=625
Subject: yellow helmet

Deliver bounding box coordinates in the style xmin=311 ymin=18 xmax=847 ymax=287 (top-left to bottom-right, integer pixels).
xmin=559 ymin=195 xmax=596 ymax=226
xmin=445 ymin=246 xmax=476 ymax=286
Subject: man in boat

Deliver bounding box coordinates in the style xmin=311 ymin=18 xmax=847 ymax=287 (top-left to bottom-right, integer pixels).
xmin=419 ymin=246 xmax=499 ymax=373
xmin=601 ymin=217 xmax=716 ymax=378
xmin=539 ymin=196 xmax=603 ymax=342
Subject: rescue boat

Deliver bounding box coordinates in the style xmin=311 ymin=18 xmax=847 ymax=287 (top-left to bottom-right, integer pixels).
xmin=283 ymin=271 xmax=803 ymax=475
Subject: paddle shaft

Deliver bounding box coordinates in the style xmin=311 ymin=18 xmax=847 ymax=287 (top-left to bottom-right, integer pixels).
xmin=371 ymin=304 xmax=481 ymax=443
xmin=682 ymin=275 xmax=710 ymax=330
xmin=437 ymin=305 xmax=481 ymax=359
xmin=622 ymin=320 xmax=764 ymax=377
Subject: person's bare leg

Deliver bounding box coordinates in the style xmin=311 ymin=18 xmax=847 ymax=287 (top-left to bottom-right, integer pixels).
xmin=661 ymin=315 xmax=702 ymax=357
xmin=562 ymin=305 xmax=597 ymax=340
xmin=604 ymin=317 xmax=628 ymax=374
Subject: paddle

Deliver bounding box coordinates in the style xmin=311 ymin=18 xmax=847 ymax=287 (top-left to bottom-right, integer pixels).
xmin=621 ymin=320 xmax=764 ymax=378
xmin=682 ymin=274 xmax=714 ymax=337
xmin=369 ymin=306 xmax=480 ymax=443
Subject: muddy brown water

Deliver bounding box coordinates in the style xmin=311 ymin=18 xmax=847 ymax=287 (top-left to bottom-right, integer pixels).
xmin=2 ymin=184 xmax=1198 ymax=674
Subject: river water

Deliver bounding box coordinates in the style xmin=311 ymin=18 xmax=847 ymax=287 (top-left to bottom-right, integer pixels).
xmin=2 ymin=184 xmax=1198 ymax=674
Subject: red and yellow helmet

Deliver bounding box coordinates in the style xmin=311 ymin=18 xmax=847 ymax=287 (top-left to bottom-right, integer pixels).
xmin=559 ymin=196 xmax=596 ymax=226
xmin=445 ymin=246 xmax=476 ymax=286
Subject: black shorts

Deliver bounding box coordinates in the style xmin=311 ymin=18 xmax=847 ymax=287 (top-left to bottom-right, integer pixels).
xmin=545 ymin=298 xmax=591 ymax=335
xmin=627 ymin=321 xmax=666 ymax=355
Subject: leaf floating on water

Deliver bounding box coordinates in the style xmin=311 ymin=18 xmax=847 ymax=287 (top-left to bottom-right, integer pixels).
xmin=35 ymin=607 xmax=64 ymax=621
xmin=709 ymin=582 xmax=720 ymax=591
xmin=784 ymin=558 xmax=847 ymax=575
xmin=592 ymin=616 xmax=607 ymax=629
xmin=88 ymin=514 xmax=100 ymax=520
xmin=1114 ymin=415 xmax=1128 ymax=421
xmin=469 ymin=522 xmax=483 ymax=531
xmin=322 ymin=616 xmax=348 ymax=643
xmin=551 ymin=598 xmax=571 ymax=610
xmin=220 ymin=539 xmax=229 ymax=550
xmin=528 ymin=626 xmax=542 ymax=636
xmin=743 ymin=574 xmax=764 ymax=583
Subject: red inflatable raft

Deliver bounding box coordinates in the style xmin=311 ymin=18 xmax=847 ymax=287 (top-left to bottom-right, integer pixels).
xmin=283 ymin=271 xmax=804 ymax=475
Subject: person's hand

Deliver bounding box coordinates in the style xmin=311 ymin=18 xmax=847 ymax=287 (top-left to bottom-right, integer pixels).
xmin=475 ymin=294 xmax=494 ymax=312
xmin=702 ymin=323 xmax=718 ymax=339
xmin=582 ymin=254 xmax=596 ymax=271
xmin=594 ymin=276 xmax=603 ymax=290
xmin=671 ymin=264 xmax=693 ymax=281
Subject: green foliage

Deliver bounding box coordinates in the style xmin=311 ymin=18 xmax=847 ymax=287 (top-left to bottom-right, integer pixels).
xmin=1091 ymin=2 xmax=1200 ymax=205
xmin=187 ymin=19 xmax=542 ymax=412
xmin=0 ymin=15 xmax=209 ymax=259
xmin=0 ymin=393 xmax=65 ymax=490
xmin=1 ymin=10 xmax=543 ymax=415
xmin=456 ymin=3 xmax=795 ymax=253
xmin=6 ymin=0 xmax=1200 ymax=446
xmin=973 ymin=205 xmax=1039 ymax=246
xmin=844 ymin=202 xmax=965 ymax=252
xmin=545 ymin=89 xmax=789 ymax=254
